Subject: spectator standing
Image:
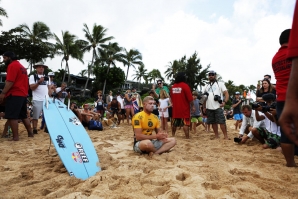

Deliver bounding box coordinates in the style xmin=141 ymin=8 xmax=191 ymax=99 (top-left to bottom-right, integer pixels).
xmin=0 ymin=52 xmax=33 ymax=140
xmin=29 ymin=62 xmax=50 ymax=134
xmin=55 ymin=82 xmax=70 ymax=103
xmin=171 ymin=72 xmax=194 ymax=139
xmin=124 ymin=89 xmax=134 ymax=124
xmin=158 ymin=90 xmax=172 ymax=132
xmin=203 ymin=70 xmax=230 ymax=139
xmin=278 ymin=1 xmax=298 ymax=164
xmin=149 ymin=90 xmax=159 ymax=117
xmin=116 ymin=92 xmax=125 ymax=124
xmin=232 ymin=91 xmax=243 ymax=130
xmin=256 ymin=79 xmax=276 ymax=105
xmin=190 ymin=91 xmax=205 ymax=135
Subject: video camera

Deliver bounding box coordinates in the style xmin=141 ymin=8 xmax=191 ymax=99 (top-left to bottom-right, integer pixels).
xmin=252 ymin=92 xmax=277 ymax=112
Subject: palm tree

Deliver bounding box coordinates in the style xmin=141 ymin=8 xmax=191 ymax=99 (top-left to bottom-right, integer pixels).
xmin=0 ymin=1 xmax=8 ymax=26
xmin=248 ymin=84 xmax=257 ymax=94
xmin=80 ymin=23 xmax=114 ymax=96
xmin=53 ymin=31 xmax=84 ymax=83
xmin=132 ymin=64 xmax=147 ymax=90
xmin=147 ymin=69 xmax=163 ymax=83
xmin=18 ymin=21 xmax=53 ymax=72
xmin=78 ymin=69 xmax=87 ymax=77
xmin=95 ymin=42 xmax=123 ymax=94
xmin=165 ymin=60 xmax=183 ymax=82
xmin=120 ymin=48 xmax=144 ymax=82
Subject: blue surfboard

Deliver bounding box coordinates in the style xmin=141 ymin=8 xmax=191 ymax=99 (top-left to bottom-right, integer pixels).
xmin=43 ymin=98 xmax=101 ymax=180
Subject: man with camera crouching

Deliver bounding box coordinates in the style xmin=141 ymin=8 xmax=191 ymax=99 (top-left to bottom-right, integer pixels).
xmin=203 ymin=70 xmax=230 ymax=139
xmin=235 ymin=105 xmax=266 ymax=144
xmin=253 ymin=93 xmax=281 ymax=149
xmin=29 ymin=62 xmax=51 ymax=134
xmin=55 ymin=82 xmax=71 ymax=103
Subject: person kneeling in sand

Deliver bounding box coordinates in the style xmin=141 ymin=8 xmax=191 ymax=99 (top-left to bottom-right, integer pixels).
xmin=132 ymin=96 xmax=176 ymax=155
xmin=235 ymin=105 xmax=266 ymax=144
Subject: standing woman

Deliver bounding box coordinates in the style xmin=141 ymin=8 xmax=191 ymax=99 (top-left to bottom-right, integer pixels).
xmin=96 ymin=93 xmax=104 ymax=119
xmin=256 ymin=79 xmax=276 ymax=105
xmin=158 ymin=90 xmax=172 ymax=132
xmin=124 ymin=89 xmax=134 ymax=124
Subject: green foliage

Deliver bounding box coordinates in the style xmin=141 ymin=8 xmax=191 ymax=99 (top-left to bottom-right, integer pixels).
xmin=0 ymin=28 xmax=54 ymax=71
xmin=92 ymin=65 xmax=125 ymax=95
xmin=165 ymin=52 xmax=210 ymax=90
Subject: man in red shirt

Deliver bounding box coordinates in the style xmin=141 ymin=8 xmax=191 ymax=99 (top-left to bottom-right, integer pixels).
xmin=279 ymin=0 xmax=298 ymax=159
xmin=0 ymin=52 xmax=33 ymax=141
xmin=170 ymin=72 xmax=194 ymax=139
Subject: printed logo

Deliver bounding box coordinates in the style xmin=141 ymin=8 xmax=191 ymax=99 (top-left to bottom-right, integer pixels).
xmin=56 ymin=135 xmax=66 ymax=148
xmin=148 ymin=121 xmax=153 ymax=127
xmin=74 ymin=143 xmax=89 ymax=163
xmin=72 ymin=152 xmax=82 ymax=163
xmin=172 ymin=87 xmax=182 ymax=93
xmin=134 ymin=120 xmax=140 ymax=125
xmin=69 ymin=171 xmax=74 ymax=176
xmin=69 ymin=117 xmax=81 ymax=126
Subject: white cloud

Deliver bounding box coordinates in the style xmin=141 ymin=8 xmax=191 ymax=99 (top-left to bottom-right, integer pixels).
xmin=1 ymin=0 xmax=296 ymax=90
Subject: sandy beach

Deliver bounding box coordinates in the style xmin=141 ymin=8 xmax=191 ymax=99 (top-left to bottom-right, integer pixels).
xmin=0 ymin=119 xmax=297 ymax=199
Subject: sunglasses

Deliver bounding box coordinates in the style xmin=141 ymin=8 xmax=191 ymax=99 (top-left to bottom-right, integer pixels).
xmin=208 ymin=73 xmax=215 ymax=76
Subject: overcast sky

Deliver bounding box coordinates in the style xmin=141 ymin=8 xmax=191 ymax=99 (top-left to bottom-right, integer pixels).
xmin=1 ymin=0 xmax=296 ymax=88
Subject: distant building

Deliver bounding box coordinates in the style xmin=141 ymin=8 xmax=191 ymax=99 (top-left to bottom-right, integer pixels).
xmin=64 ymin=74 xmax=94 ymax=97
xmin=121 ymin=80 xmax=137 ymax=90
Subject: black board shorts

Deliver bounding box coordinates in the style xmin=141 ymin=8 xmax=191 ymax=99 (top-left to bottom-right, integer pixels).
xmin=5 ymin=95 xmax=27 ymax=119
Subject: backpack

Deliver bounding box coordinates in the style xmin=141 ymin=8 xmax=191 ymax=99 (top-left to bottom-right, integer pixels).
xmin=28 ymin=74 xmax=38 ymax=97
xmin=88 ymin=120 xmax=103 ymax=131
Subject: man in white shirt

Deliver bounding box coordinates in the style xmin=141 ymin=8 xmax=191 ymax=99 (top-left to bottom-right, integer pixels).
xmin=203 ymin=70 xmax=230 ymax=139
xmin=116 ymin=92 xmax=125 ymax=123
xmin=29 ymin=62 xmax=50 ymax=134
xmin=236 ymin=105 xmax=266 ymax=144
xmin=55 ymin=82 xmax=70 ymax=103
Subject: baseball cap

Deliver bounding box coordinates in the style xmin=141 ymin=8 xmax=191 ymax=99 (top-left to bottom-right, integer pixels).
xmin=235 ymin=91 xmax=240 ymax=95
xmin=208 ymin=70 xmax=216 ymax=75
xmin=3 ymin=51 xmax=16 ymax=59
xmin=48 ymin=72 xmax=55 ymax=76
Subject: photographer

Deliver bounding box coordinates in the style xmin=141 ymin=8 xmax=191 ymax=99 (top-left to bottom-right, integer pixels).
xmin=232 ymin=91 xmax=243 ymax=130
xmin=253 ymin=93 xmax=280 ymax=149
xmin=203 ymin=70 xmax=229 ymax=139
xmin=55 ymin=82 xmax=71 ymax=103
xmin=235 ymin=105 xmax=266 ymax=144
xmin=29 ymin=62 xmax=50 ymax=134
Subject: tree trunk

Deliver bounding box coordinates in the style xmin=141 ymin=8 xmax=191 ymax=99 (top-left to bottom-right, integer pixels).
xmin=83 ymin=50 xmax=95 ymax=97
xmin=102 ymin=63 xmax=111 ymax=95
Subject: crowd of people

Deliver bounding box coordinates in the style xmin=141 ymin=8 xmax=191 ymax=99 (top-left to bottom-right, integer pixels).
xmin=1 ymin=0 xmax=297 ymax=166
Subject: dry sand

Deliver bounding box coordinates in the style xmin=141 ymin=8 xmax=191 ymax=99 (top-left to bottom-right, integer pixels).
xmin=0 ymin=119 xmax=298 ymax=199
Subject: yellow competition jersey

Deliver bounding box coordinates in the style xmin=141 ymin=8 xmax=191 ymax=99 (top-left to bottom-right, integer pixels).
xmin=132 ymin=111 xmax=160 ymax=135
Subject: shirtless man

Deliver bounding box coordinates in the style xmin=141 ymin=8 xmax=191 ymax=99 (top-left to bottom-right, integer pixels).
xmin=107 ymin=97 xmax=121 ymax=125
xmin=80 ymin=104 xmax=100 ymax=127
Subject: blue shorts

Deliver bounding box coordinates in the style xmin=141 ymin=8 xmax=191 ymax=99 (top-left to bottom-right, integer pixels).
xmin=234 ymin=113 xmax=243 ymax=121
xmin=134 ymin=140 xmax=163 ymax=153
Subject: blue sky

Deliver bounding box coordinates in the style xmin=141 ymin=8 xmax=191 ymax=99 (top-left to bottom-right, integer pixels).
xmin=1 ymin=0 xmax=296 ymax=89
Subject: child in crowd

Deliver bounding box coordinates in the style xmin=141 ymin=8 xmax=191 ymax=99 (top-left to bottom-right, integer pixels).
xmin=158 ymin=90 xmax=172 ymax=132
xmin=190 ymin=91 xmax=205 ymax=134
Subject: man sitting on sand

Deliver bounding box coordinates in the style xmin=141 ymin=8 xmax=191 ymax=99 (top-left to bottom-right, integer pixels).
xmin=132 ymin=96 xmax=176 ymax=156
xmin=80 ymin=104 xmax=100 ymax=127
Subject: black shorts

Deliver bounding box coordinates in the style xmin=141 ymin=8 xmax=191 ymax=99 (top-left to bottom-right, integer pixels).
xmin=121 ymin=109 xmax=126 ymax=115
xmin=5 ymin=95 xmax=27 ymax=119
